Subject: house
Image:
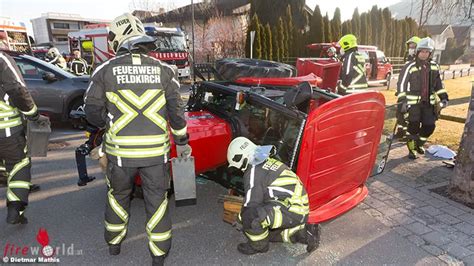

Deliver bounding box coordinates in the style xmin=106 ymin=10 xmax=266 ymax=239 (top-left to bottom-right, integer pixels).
xmin=422 ymin=24 xmax=455 ymax=63
xmin=30 ymin=12 xmax=109 ymax=54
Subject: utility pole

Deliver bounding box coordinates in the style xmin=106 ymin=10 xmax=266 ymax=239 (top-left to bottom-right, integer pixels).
xmin=191 ymin=0 xmax=196 ymax=83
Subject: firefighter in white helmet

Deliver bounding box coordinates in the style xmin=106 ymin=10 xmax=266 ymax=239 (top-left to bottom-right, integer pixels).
xmin=327 ymin=46 xmax=339 ymax=62
xmin=45 ymin=47 xmax=67 ymax=69
xmin=397 ymin=37 xmax=448 ymax=159
xmin=227 ymin=137 xmax=321 ymax=255
xmin=84 ymin=13 xmax=190 ymax=266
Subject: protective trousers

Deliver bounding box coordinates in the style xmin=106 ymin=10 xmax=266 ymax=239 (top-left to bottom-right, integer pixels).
xmin=241 ymin=202 xmax=308 ymax=246
xmin=104 ymin=162 xmax=171 ymax=258
xmin=407 ymin=103 xmax=437 ymax=144
xmin=0 ymin=133 xmax=31 ymax=211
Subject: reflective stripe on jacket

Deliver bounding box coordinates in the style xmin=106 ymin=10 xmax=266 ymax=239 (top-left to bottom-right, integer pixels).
xmin=84 ymin=52 xmax=188 ymax=167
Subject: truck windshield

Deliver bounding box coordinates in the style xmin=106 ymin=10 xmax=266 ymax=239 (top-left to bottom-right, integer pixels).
xmin=153 ymin=33 xmax=186 ymax=52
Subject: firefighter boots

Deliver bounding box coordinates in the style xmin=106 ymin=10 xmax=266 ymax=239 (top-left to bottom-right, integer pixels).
xmin=6 ymin=205 xmax=28 ymax=224
xmin=237 ymin=240 xmax=269 ymax=255
xmin=109 ymin=244 xmax=121 ymax=255
xmin=407 ymin=140 xmax=418 ymax=159
xmin=305 ymin=224 xmax=321 ymax=253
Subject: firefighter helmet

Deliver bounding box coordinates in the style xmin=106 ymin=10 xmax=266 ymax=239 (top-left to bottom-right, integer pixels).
xmin=108 ymin=13 xmax=147 ymax=53
xmin=328 ymin=46 xmax=337 ymax=55
xmin=406 ymin=36 xmax=421 ymax=45
xmin=227 ymin=137 xmax=257 ymax=171
xmin=416 ymin=37 xmax=435 ymax=52
xmin=46 ymin=47 xmax=61 ymax=58
xmin=338 ymin=34 xmax=358 ymax=52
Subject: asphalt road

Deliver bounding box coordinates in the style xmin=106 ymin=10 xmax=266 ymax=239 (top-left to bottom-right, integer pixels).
xmin=0 ymin=126 xmax=444 ymax=265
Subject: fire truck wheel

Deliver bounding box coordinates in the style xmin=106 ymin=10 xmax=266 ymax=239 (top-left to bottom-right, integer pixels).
xmin=216 ymin=58 xmax=296 ymax=81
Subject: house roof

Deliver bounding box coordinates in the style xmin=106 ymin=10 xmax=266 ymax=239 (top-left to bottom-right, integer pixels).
xmin=143 ymin=0 xmax=249 ymax=24
xmin=451 ymin=26 xmax=471 ymax=46
xmin=423 ymin=25 xmax=450 ymax=35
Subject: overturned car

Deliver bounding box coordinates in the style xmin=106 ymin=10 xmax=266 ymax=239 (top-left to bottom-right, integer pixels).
xmin=169 ymin=63 xmax=392 ymax=223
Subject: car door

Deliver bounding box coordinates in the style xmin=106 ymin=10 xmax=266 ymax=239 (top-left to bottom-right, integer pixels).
xmin=376 ymin=50 xmax=388 ymax=80
xmin=14 ymin=58 xmax=65 ymax=116
xmin=295 ymin=92 xmax=386 ymax=223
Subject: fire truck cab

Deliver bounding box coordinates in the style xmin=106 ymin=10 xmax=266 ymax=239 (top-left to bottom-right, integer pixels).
xmin=68 ymin=24 xmax=114 ymax=67
xmin=144 ymin=25 xmax=191 ymax=79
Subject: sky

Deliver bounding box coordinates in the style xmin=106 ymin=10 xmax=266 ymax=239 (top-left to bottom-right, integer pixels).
xmin=0 ymin=0 xmax=402 ymax=36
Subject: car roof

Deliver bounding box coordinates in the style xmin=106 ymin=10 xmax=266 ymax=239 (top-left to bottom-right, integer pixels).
xmin=6 ymin=51 xmax=76 ymax=79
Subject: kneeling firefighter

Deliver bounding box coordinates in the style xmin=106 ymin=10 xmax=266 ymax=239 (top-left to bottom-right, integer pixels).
xmin=397 ymin=37 xmax=448 ymax=159
xmin=227 ymin=137 xmax=321 ymax=255
xmin=84 ymin=13 xmax=191 ymax=265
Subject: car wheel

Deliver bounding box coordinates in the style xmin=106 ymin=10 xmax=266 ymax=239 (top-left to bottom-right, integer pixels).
xmin=215 ymin=58 xmax=296 ymax=81
xmin=69 ymin=99 xmax=86 ymax=129
xmin=384 ymin=73 xmax=392 ymax=89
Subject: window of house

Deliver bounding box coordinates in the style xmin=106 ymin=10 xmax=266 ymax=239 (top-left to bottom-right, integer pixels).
xmin=55 ymin=36 xmax=68 ymax=42
xmin=53 ymin=22 xmax=70 ymax=29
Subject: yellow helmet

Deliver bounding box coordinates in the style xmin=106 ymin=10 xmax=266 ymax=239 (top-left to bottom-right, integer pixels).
xmin=406 ymin=36 xmax=421 ymax=45
xmin=338 ymin=34 xmax=358 ymax=52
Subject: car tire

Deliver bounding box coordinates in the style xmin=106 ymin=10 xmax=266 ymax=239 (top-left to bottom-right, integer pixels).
xmin=215 ymin=58 xmax=296 ymax=81
xmin=69 ymin=98 xmax=86 ymax=129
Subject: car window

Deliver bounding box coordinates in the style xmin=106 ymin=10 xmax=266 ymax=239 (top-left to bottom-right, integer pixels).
xmin=15 ymin=59 xmax=48 ymax=79
xmin=376 ymin=50 xmax=386 ymax=62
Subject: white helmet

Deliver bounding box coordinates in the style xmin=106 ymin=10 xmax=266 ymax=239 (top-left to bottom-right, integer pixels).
xmin=46 ymin=47 xmax=60 ymax=58
xmin=328 ymin=47 xmax=337 ymax=55
xmin=108 ymin=13 xmax=148 ymax=53
xmin=227 ymin=137 xmax=257 ymax=171
xmin=416 ymin=37 xmax=435 ymax=53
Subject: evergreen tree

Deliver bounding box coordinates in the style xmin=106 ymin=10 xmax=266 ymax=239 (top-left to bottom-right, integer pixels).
xmin=377 ymin=8 xmax=385 ymax=49
xmin=382 ymin=8 xmax=392 ymax=56
xmin=272 ymin=26 xmax=281 ymax=61
xmin=278 ymin=17 xmax=286 ymax=60
xmin=260 ymin=24 xmax=268 ymax=59
xmin=332 ymin=8 xmax=342 ymax=40
xmin=370 ymin=5 xmax=378 ymax=45
xmin=351 ymin=8 xmax=361 ymax=38
xmin=265 ymin=24 xmax=273 ymax=61
xmin=309 ymin=5 xmax=324 ymax=44
xmin=245 ymin=14 xmax=262 ymax=58
xmin=285 ymin=5 xmax=295 ymax=57
xmin=341 ymin=21 xmax=350 ymax=35
xmin=360 ymin=13 xmax=368 ymax=45
xmin=324 ymin=13 xmax=333 ymax=42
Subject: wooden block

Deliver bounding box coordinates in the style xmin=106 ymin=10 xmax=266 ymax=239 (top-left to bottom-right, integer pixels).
xmin=223 ymin=196 xmax=243 ymax=224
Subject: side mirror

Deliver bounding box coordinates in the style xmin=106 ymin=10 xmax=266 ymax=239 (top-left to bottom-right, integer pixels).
xmin=235 ymin=91 xmax=246 ymax=110
xmin=42 ymin=72 xmax=57 ymax=82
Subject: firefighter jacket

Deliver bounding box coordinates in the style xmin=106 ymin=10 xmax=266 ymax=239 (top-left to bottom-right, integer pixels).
xmin=339 ymin=49 xmax=368 ymax=93
xmin=0 ymin=52 xmax=38 ymax=138
xmin=84 ymin=52 xmax=188 ymax=167
xmin=397 ymin=59 xmax=448 ymax=106
xmin=70 ymin=58 xmax=88 ymax=76
xmin=243 ymin=158 xmax=309 ymax=217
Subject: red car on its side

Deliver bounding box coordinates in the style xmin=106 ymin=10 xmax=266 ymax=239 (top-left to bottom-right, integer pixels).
xmin=167 ymin=67 xmax=391 ymax=223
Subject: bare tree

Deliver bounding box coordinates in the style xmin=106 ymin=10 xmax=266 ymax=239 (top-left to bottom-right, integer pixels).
xmin=129 ymin=0 xmax=176 ymax=13
xmin=450 ymin=84 xmax=474 ymax=204
xmin=418 ymin=0 xmax=473 ymax=27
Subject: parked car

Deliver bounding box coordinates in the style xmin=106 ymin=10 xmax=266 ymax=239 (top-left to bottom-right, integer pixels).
xmin=305 ymin=43 xmax=393 ymax=86
xmin=171 ymin=66 xmax=392 ymax=223
xmin=3 ymin=50 xmax=89 ymax=124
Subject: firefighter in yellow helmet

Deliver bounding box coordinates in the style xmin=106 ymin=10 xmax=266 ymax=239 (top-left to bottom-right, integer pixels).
xmin=84 ymin=13 xmax=190 ymax=265
xmin=227 ymin=137 xmax=321 ymax=255
xmin=397 ymin=37 xmax=448 ymax=159
xmin=337 ymin=34 xmax=368 ymax=94
xmin=404 ymin=36 xmax=421 ymax=63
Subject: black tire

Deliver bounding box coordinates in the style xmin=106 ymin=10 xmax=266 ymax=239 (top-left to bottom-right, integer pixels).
xmin=215 ymin=58 xmax=296 ymax=81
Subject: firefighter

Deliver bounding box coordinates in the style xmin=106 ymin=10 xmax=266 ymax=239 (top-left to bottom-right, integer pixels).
xmin=45 ymin=47 xmax=67 ymax=69
xmin=69 ymin=50 xmax=88 ymax=76
xmin=395 ymin=36 xmax=422 ymax=139
xmin=397 ymin=37 xmax=448 ymax=159
xmin=0 ymin=51 xmax=46 ymax=224
xmin=337 ymin=34 xmax=368 ymax=94
xmin=404 ymin=36 xmax=421 ymax=63
xmin=327 ymin=46 xmax=339 ymax=62
xmin=227 ymin=137 xmax=321 ymax=255
xmin=84 ymin=13 xmax=190 ymax=265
